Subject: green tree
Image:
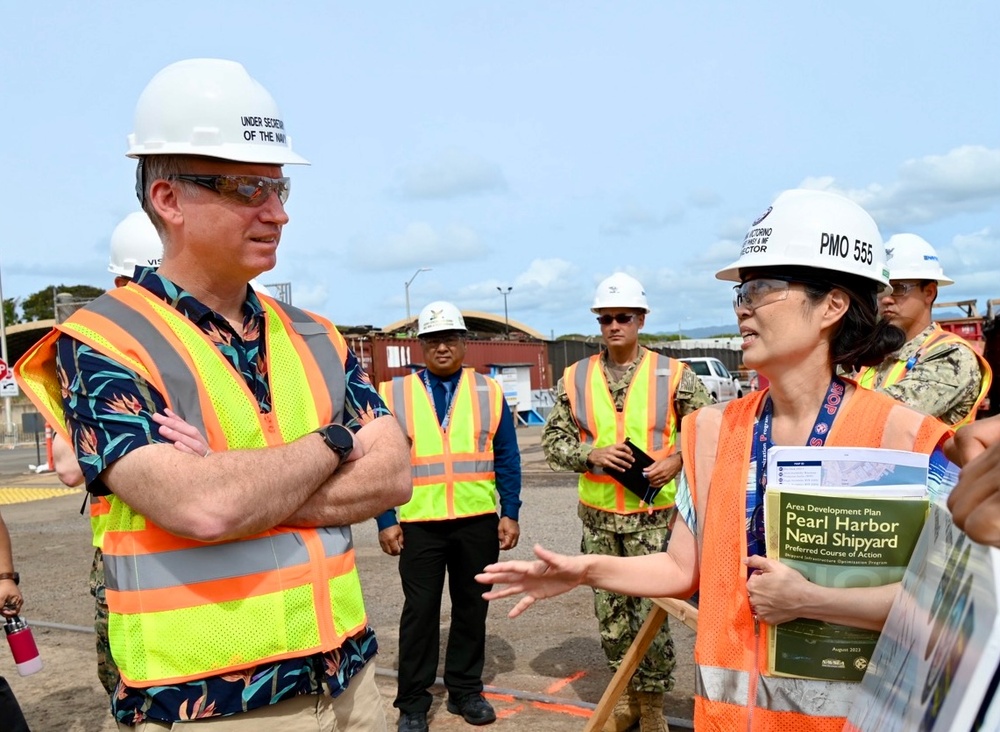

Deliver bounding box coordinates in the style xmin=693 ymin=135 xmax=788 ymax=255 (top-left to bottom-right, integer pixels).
xmin=20 ymin=284 xmax=106 ymax=322
xmin=2 ymin=298 xmax=18 ymax=326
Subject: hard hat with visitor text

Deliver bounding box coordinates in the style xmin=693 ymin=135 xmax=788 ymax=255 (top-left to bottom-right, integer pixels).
xmin=715 ymin=188 xmax=890 ymax=291
xmin=108 ymin=212 xmax=163 ymax=277
xmin=591 ymin=272 xmax=650 ymax=313
xmin=127 ymin=58 xmax=309 ymax=166
xmin=418 ymin=301 xmax=468 ymax=336
xmin=883 ymin=234 xmax=954 ymax=286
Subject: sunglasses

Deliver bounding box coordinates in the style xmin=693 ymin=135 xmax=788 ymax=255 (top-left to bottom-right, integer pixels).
xmin=420 ymin=334 xmax=463 ymax=348
xmin=596 ymin=313 xmax=637 ymax=326
xmin=171 ymin=174 xmax=291 ymax=206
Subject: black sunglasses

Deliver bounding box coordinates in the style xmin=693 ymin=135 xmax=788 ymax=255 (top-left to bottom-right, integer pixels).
xmin=596 ymin=313 xmax=637 ymax=326
xmin=171 ymin=174 xmax=290 ymax=206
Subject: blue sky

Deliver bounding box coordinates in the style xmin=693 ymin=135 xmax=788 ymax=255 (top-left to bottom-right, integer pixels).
xmin=3 ymin=3 xmax=1000 ymax=337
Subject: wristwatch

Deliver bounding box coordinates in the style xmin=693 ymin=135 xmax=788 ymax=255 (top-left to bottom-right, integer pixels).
xmin=316 ymin=423 xmax=354 ymax=461
xmin=0 ymin=572 xmax=19 ymax=585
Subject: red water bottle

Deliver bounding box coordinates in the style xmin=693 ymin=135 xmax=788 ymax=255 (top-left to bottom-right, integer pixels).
xmin=4 ymin=615 xmax=42 ymax=676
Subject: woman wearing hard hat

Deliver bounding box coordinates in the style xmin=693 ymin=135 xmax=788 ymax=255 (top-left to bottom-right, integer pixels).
xmin=478 ymin=189 xmax=953 ymax=731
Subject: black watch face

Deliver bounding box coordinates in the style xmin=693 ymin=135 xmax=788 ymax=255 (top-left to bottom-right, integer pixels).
xmin=323 ymin=424 xmax=353 ymax=456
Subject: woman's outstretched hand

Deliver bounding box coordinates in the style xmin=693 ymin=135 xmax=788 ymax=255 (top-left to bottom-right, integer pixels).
xmin=476 ymin=544 xmax=588 ymax=618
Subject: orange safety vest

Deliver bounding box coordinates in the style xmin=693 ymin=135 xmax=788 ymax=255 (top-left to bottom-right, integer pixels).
xmin=15 ymin=283 xmax=367 ymax=687
xmin=857 ymin=324 xmax=992 ymax=427
xmin=565 ymin=350 xmax=683 ymax=513
xmin=379 ymin=369 xmax=501 ymax=521
xmin=681 ymin=386 xmax=951 ymax=731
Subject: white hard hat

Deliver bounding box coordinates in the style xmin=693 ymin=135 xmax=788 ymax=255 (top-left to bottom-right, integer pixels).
xmin=418 ymin=301 xmax=467 ymax=336
xmin=127 ymin=58 xmax=309 ymax=165
xmin=716 ymin=189 xmax=890 ymax=291
xmin=108 ymin=212 xmax=163 ymax=277
xmin=591 ymin=273 xmax=649 ymax=313
xmin=884 ymin=234 xmax=954 ymax=286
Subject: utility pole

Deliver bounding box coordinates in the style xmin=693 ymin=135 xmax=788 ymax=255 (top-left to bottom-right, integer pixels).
xmin=0 ymin=260 xmax=11 ymax=432
xmin=405 ymin=268 xmax=432 ymax=334
xmin=497 ymin=286 xmax=512 ymax=338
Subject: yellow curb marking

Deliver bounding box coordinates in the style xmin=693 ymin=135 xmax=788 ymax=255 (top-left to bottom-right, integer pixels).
xmin=0 ymin=487 xmax=83 ymax=505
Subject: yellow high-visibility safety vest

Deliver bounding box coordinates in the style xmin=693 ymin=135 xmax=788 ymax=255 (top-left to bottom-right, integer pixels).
xmin=857 ymin=324 xmax=992 ymax=427
xmin=379 ymin=369 xmax=502 ymax=521
xmin=15 ymin=283 xmax=366 ymax=687
xmin=565 ymin=350 xmax=683 ymax=513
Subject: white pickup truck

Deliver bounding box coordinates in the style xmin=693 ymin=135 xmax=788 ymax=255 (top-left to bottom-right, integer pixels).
xmin=679 ymin=357 xmax=743 ymax=403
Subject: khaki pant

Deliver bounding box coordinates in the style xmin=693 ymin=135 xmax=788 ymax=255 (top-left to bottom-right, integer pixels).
xmin=118 ymin=662 xmax=386 ymax=731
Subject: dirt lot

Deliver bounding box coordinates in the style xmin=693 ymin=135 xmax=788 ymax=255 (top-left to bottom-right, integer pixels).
xmin=0 ymin=428 xmax=695 ymax=731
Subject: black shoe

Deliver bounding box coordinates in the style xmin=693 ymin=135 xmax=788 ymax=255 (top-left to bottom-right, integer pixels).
xmin=397 ymin=711 xmax=429 ymax=732
xmin=446 ymin=694 xmax=496 ymax=725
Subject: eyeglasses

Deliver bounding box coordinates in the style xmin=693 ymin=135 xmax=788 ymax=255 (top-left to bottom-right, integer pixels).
xmin=732 ymin=275 xmax=831 ymax=312
xmin=596 ymin=313 xmax=637 ymax=326
xmin=171 ymin=174 xmax=291 ymax=206
xmin=732 ymin=278 xmax=795 ymax=312
xmin=888 ymin=282 xmax=922 ymax=298
xmin=420 ymin=334 xmax=463 ymax=349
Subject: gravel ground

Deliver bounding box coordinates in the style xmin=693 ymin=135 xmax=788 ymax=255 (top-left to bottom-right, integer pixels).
xmin=0 ymin=427 xmax=695 ymax=731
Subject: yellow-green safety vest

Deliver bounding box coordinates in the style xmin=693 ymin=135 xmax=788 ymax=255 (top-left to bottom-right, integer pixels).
xmin=15 ymin=283 xmax=367 ymax=687
xmin=379 ymin=368 xmax=501 ymax=521
xmin=857 ymin=324 xmax=992 ymax=427
xmin=565 ymin=350 xmax=683 ymax=513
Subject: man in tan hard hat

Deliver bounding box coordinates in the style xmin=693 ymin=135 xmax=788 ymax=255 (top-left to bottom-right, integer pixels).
xmin=377 ymin=301 xmax=521 ymax=732
xmin=16 ymin=58 xmax=410 ymax=730
xmin=541 ymin=273 xmax=711 ymax=732
xmin=857 ymin=233 xmax=991 ymax=426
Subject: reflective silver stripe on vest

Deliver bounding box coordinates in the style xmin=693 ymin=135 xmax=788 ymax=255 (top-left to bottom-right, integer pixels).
xmin=105 ymin=528 xmax=353 ymax=592
xmin=83 ymin=296 xmax=207 ymax=436
xmin=470 ymin=373 xmax=494 ymax=452
xmin=269 ymin=300 xmax=347 ymax=422
xmin=650 ymin=356 xmax=673 ymax=452
xmin=696 ymin=664 xmax=855 ymax=718
xmin=570 ymin=360 xmax=595 ymax=445
xmin=413 ymin=460 xmax=494 ymax=479
xmin=390 ymin=377 xmax=409 ymax=432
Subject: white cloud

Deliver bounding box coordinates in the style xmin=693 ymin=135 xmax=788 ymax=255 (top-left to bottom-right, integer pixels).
xmin=355 ymin=222 xmax=488 ymax=270
xmin=395 ymin=149 xmax=508 ymax=200
xmin=800 ymin=145 xmax=1000 ymax=228
xmin=936 ymin=227 xmax=999 ymax=278
xmin=288 ymin=282 xmax=330 ymax=313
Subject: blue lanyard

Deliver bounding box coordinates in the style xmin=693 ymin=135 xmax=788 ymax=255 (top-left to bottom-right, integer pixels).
xmin=753 ymin=376 xmax=846 ymax=515
xmin=421 ymin=370 xmax=456 ymax=429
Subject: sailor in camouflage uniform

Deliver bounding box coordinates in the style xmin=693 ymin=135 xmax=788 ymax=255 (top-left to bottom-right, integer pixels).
xmin=541 ymin=273 xmax=711 ymax=732
xmin=857 ymin=234 xmax=991 ymax=426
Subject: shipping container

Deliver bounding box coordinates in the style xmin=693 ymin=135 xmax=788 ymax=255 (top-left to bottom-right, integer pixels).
xmin=345 ymin=335 xmax=552 ymax=390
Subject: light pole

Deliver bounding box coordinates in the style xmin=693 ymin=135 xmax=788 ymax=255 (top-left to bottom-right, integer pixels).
xmin=497 ymin=286 xmax=512 ymax=338
xmin=0 ymin=259 xmax=11 ymax=432
xmin=405 ymin=267 xmax=432 ymax=333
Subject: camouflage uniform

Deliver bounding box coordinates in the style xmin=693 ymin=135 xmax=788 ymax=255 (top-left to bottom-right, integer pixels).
xmin=542 ymin=349 xmax=711 ymax=692
xmin=89 ymin=548 xmax=119 ymax=695
xmin=869 ymin=324 xmax=985 ymax=426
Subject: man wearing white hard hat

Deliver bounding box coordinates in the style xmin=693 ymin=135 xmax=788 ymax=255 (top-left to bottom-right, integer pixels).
xmin=52 ymin=210 xmax=165 ymax=696
xmin=15 ymin=59 xmax=410 ymax=730
xmin=540 ymin=273 xmax=710 ymax=732
xmin=857 ymin=233 xmax=991 ymax=426
xmin=376 ymin=301 xmax=521 ymax=732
